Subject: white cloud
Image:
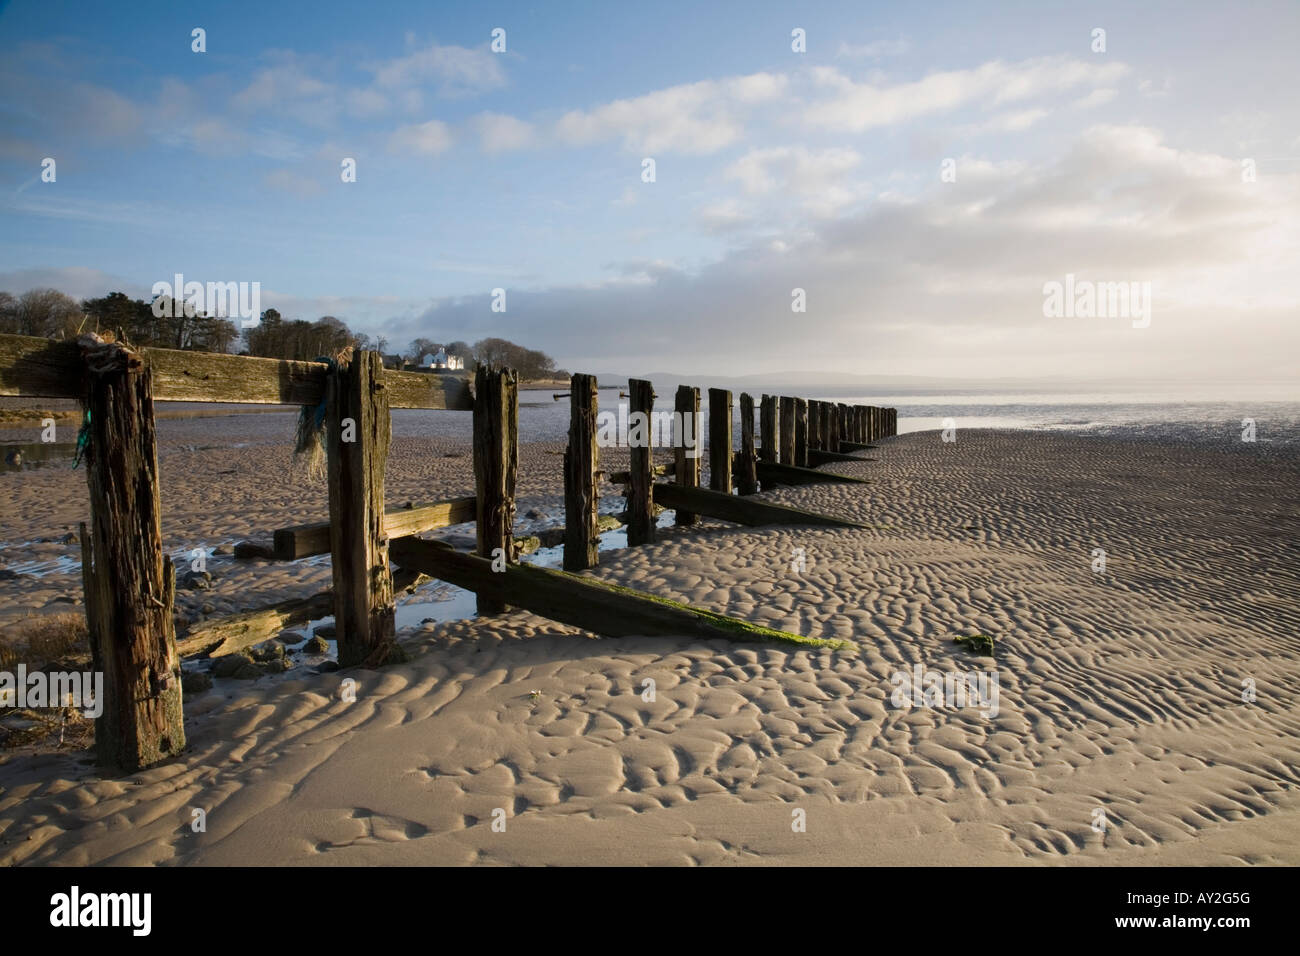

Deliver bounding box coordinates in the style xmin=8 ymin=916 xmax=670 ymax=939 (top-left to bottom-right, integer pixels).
xmin=474 ymin=112 xmax=535 ymax=153
xmin=554 ymin=72 xmax=787 ymax=154
xmin=370 ymin=42 xmax=506 ymax=97
xmin=1075 ymin=87 xmax=1118 ymax=109
xmin=388 ymin=119 xmax=453 ymax=156
xmin=804 ymin=56 xmax=1129 ymax=132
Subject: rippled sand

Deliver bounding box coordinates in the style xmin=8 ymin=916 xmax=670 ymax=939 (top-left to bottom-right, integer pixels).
xmin=1 ymin=424 xmax=1298 ymax=865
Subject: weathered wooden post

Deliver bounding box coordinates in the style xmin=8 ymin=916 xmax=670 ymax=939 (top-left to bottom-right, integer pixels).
xmin=674 ymin=384 xmax=700 ymax=527
xmin=868 ymin=406 xmax=877 ymax=442
xmin=760 ymin=394 xmax=778 ymax=463
xmin=327 ymin=350 xmax=399 ymax=666
xmin=827 ymin=401 xmax=838 ymax=451
xmin=627 ymin=378 xmax=656 ymax=545
xmin=856 ymin=406 xmax=867 ymax=444
xmin=474 ymin=365 xmax=518 ymax=613
xmin=737 ymin=392 xmax=758 ymax=495
xmin=779 ymin=396 xmax=796 ymax=464
xmin=563 ymin=372 xmax=599 ymax=571
xmin=708 ymin=387 xmax=733 ymax=494
xmin=839 ymin=404 xmax=851 ymax=448
xmin=808 ymin=400 xmax=821 ymax=454
xmin=794 ymin=398 xmax=809 ymax=467
xmin=78 ymin=337 xmax=185 ymax=772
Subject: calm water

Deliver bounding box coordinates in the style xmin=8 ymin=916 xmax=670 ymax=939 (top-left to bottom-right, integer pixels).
xmin=387 ymin=385 xmax=1300 ymax=448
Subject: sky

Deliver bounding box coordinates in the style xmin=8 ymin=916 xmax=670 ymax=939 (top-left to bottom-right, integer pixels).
xmin=0 ymin=0 xmax=1297 ymax=383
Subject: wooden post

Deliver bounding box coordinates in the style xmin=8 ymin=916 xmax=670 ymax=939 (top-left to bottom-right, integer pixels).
xmin=827 ymin=402 xmax=838 ymax=451
xmin=856 ymin=406 xmax=867 ymax=443
xmin=627 ymin=378 xmax=655 ymax=545
xmin=808 ymin=400 xmax=821 ymax=454
xmin=673 ymin=385 xmax=701 ymax=527
xmin=474 ymin=365 xmax=518 ymax=613
xmin=737 ymin=392 xmax=758 ymax=495
xmin=78 ymin=338 xmax=184 ymax=772
xmin=326 ymin=350 xmax=398 ymax=667
xmin=708 ymin=387 xmax=733 ymax=494
xmin=760 ymin=394 xmax=777 ymax=463
xmin=563 ymin=373 xmax=599 ymax=571
xmin=794 ymin=398 xmax=808 ymax=467
xmin=867 ymin=406 xmax=876 ymax=441
xmin=779 ymin=396 xmax=796 ymax=464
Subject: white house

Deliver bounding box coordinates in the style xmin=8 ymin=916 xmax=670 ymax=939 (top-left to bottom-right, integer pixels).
xmin=420 ymin=348 xmax=464 ymax=371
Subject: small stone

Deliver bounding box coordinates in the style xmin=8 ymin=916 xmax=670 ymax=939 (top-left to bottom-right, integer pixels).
xmin=201 ymin=603 xmax=216 ymax=614
xmin=263 ymin=658 xmax=292 ymax=674
xmin=525 ymin=508 xmax=548 ymax=520
xmin=212 ymin=653 xmax=261 ymax=680
xmin=278 ymin=630 xmax=306 ymax=645
xmin=251 ymin=641 xmax=285 ymax=662
xmin=303 ymin=636 xmax=329 ymax=654
xmin=313 ymin=623 xmax=336 ymax=639
xmin=182 ymin=671 xmax=213 ymax=694
xmin=180 ymin=570 xmax=213 ymax=591
xmin=212 ymin=546 xmax=231 ymax=556
xmin=596 ymin=514 xmax=623 ymax=533
xmin=317 ymin=661 xmax=340 ymax=673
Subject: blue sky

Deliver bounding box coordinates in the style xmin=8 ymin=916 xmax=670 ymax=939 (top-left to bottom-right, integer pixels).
xmin=1 ymin=0 xmax=1297 ymax=380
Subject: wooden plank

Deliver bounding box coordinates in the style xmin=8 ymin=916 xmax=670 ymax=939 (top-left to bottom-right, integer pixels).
xmin=778 ymin=396 xmax=796 ymax=464
xmin=757 ymin=460 xmax=872 ymax=487
xmin=608 ymin=462 xmax=674 ymax=485
xmin=652 ymin=482 xmax=869 ymax=529
xmin=0 ymin=333 xmax=471 ymax=409
xmin=627 ymin=378 xmax=656 ymax=545
xmin=760 ymin=394 xmax=777 ymax=463
xmin=807 ymin=400 xmax=821 ymax=453
xmin=271 ymin=496 xmax=476 ymax=560
xmin=176 ymin=567 xmax=428 ymax=660
xmin=389 ymin=536 xmax=847 ymax=649
xmin=474 ymin=365 xmax=518 ymax=613
xmin=708 ymin=387 xmax=733 ymax=494
xmin=737 ymin=392 xmax=758 ymax=496
xmin=78 ymin=337 xmax=185 ymax=772
xmin=674 ymin=385 xmax=701 ymax=526
xmin=563 ymin=373 xmax=600 ymax=571
xmin=326 ymin=351 xmax=398 ymax=666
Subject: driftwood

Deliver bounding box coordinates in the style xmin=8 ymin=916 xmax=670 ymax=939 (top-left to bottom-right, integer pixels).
xmin=176 ymin=568 xmax=429 ymax=660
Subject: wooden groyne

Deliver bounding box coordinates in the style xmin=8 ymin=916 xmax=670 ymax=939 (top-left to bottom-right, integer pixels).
xmin=0 ymin=331 xmax=896 ymax=772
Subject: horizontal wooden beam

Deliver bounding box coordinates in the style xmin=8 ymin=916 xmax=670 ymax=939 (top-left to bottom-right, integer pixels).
xmin=0 ymin=334 xmax=472 ymax=409
xmin=273 ymin=496 xmax=477 ymax=560
xmin=808 ymin=448 xmax=874 ymax=466
xmin=757 ymin=460 xmax=872 ymax=487
xmin=607 ymin=462 xmax=676 ymax=485
xmin=389 ymin=537 xmax=846 ymax=649
xmin=651 ymin=481 xmax=869 ymax=529
xmin=176 ymin=567 xmax=428 ymax=659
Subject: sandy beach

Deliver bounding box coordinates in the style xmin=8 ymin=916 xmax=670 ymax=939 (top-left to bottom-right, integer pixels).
xmin=1 ymin=407 xmax=1297 ymax=866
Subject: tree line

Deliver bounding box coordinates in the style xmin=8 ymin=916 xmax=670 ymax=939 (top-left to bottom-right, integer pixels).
xmin=0 ymin=287 xmax=564 ymax=379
